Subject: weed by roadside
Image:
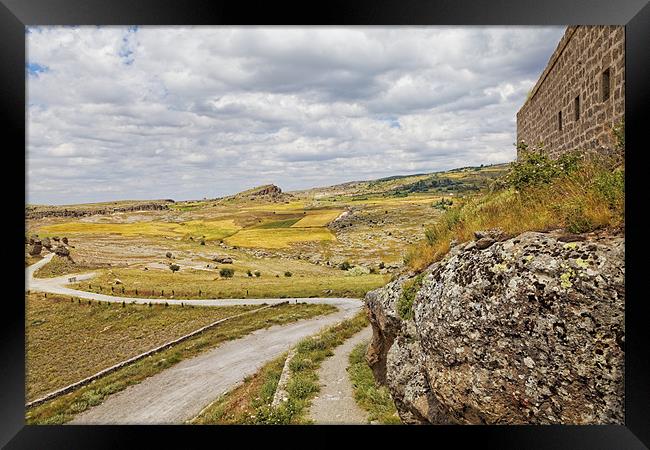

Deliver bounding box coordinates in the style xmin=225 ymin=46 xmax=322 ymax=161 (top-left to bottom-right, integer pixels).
xmin=348 ymin=341 xmax=401 ymax=424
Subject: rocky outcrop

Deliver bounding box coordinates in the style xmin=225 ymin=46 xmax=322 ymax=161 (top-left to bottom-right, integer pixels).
xmin=212 ymin=255 xmax=233 ymax=264
xmin=365 ymin=230 xmax=624 ymax=425
xmin=53 ymin=245 xmax=70 ymax=258
xmin=28 ymin=241 xmax=43 ymax=256
xmin=25 ymin=200 xmax=174 ymax=220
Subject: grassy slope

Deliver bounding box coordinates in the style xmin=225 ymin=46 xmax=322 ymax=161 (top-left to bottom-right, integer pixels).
xmin=26 ymin=299 xmax=336 ymax=424
xmin=406 ymin=154 xmax=625 ymax=272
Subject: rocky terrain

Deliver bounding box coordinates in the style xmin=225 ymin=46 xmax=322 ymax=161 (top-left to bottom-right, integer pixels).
xmin=26 ymin=200 xmax=174 ymax=220
xmin=229 ymin=184 xmax=293 ymax=203
xmin=365 ymin=229 xmax=624 ymax=424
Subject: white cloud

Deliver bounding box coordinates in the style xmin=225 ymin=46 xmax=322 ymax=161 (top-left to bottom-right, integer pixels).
xmin=26 ymin=26 xmax=565 ymax=204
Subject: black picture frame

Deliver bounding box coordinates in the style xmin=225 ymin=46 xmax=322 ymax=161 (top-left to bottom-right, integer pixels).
xmin=3 ymin=0 xmax=648 ymax=448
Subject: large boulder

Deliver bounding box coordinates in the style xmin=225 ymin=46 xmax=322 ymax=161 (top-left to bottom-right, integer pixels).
xmin=212 ymin=255 xmax=233 ymax=264
xmin=28 ymin=241 xmax=43 ymax=256
xmin=53 ymin=245 xmax=70 ymax=257
xmin=42 ymin=237 xmax=52 ymax=250
xmin=366 ymin=230 xmax=624 ymax=425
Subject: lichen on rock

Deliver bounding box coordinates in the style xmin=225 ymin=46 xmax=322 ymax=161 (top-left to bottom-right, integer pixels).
xmin=365 ymin=230 xmax=624 ymax=424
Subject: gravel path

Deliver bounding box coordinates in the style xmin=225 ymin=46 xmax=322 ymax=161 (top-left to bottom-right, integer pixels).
xmin=26 ymin=254 xmax=364 ymax=424
xmin=308 ymin=326 xmax=372 ymax=424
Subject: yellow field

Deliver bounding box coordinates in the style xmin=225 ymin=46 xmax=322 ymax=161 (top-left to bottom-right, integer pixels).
xmin=37 ymin=219 xmax=241 ymax=241
xmin=291 ymin=209 xmax=343 ymax=228
xmin=224 ymin=227 xmax=335 ymax=249
xmin=246 ymin=201 xmax=306 ymax=212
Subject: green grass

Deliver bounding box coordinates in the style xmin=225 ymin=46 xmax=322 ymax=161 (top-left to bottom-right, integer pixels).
xmin=25 ymin=300 xmax=336 ymax=424
xmin=253 ymin=217 xmax=302 ymax=229
xmin=191 ymin=311 xmax=370 ymax=424
xmin=266 ymin=311 xmax=370 ymax=424
xmin=348 ymin=341 xmax=401 ymax=424
xmin=396 ymin=273 xmax=425 ymax=320
xmin=189 ymin=354 xmax=288 ymax=424
xmin=73 ymin=266 xmax=389 ymax=299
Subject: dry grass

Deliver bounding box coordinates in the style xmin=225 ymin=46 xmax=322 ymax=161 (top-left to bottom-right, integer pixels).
xmin=73 ymin=266 xmax=389 ymax=299
xmin=406 ymin=157 xmax=625 ymax=272
xmin=26 ymin=292 xmax=260 ymax=401
xmin=224 ymin=227 xmax=336 ymax=249
xmin=34 ymin=255 xmax=109 ymax=278
xmin=291 ymin=209 xmax=343 ymax=228
xmin=37 ymin=219 xmax=241 ymax=241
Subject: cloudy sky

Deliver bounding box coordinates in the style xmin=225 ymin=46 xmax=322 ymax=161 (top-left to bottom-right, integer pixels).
xmin=27 ymin=26 xmax=564 ymax=205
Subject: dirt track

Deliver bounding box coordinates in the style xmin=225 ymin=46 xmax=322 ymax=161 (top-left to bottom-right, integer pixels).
xmin=308 ymin=327 xmax=372 ymax=424
xmin=26 ymin=254 xmax=363 ymax=424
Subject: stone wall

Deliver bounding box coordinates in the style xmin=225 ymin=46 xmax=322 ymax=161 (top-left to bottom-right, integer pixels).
xmin=516 ymin=26 xmax=625 ymax=159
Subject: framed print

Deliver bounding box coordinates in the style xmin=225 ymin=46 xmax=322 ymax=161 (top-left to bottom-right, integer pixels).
xmin=2 ymin=0 xmax=649 ymax=448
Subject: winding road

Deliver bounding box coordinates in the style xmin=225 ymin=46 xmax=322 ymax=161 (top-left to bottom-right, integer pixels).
xmin=26 ymin=254 xmax=365 ymax=424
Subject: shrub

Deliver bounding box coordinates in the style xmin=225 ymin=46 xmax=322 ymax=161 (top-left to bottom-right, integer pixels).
xmin=199 ymin=239 xmax=206 ymax=246
xmin=406 ymin=152 xmax=625 ymax=272
xmin=378 ymin=261 xmax=385 ymax=269
xmin=556 ymin=199 xmax=595 ymax=234
xmin=594 ymin=169 xmax=625 ymax=208
xmin=396 ymin=273 xmax=425 ymax=320
xmin=432 ymin=198 xmax=453 ymax=210
xmin=339 ymin=261 xmax=352 ymax=271
xmin=284 ymin=271 xmax=292 ymax=277
xmin=345 ymin=266 xmax=371 ymax=277
xmin=219 ymin=268 xmax=235 ymax=278
xmin=612 ymin=118 xmax=625 ymax=152
xmin=169 ymin=264 xmax=180 ymax=274
xmin=247 ymin=270 xmax=253 ymax=277
xmin=254 ymin=271 xmax=261 ymax=277
xmin=506 ymin=150 xmax=581 ymax=190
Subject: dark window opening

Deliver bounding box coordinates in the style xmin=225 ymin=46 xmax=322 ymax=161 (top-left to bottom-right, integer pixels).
xmin=575 ymin=95 xmax=580 ymax=121
xmin=602 ymin=68 xmax=611 ymax=101
xmin=558 ymin=111 xmax=562 ymax=131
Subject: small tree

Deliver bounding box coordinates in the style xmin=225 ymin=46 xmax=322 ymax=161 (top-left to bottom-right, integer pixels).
xmin=220 ymin=268 xmax=235 ymax=278
xmin=166 ymin=252 xmax=173 ymax=258
xmin=284 ymin=271 xmax=292 ymax=277
xmin=169 ymin=263 xmax=180 ymax=274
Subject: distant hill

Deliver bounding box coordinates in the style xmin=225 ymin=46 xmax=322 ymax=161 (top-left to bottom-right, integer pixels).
xmin=296 ymin=163 xmax=510 ymax=200
xmin=219 ymin=184 xmax=294 ymax=204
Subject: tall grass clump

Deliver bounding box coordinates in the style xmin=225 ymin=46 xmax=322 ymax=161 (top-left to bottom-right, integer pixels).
xmin=405 ymin=148 xmax=624 ymax=272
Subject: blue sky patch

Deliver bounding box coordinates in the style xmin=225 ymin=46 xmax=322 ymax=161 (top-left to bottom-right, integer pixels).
xmin=26 ymin=62 xmax=49 ymax=77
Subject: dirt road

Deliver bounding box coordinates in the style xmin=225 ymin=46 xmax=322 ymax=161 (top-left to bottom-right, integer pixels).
xmin=26 ymin=254 xmax=364 ymax=424
xmin=308 ymin=326 xmax=372 ymax=424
